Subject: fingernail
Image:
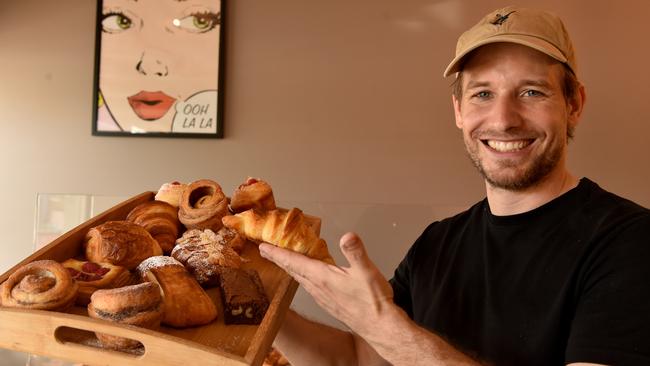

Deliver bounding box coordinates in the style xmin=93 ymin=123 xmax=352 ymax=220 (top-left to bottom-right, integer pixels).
xmin=259 ymin=244 xmax=270 ymax=258
xmin=341 ymin=237 xmax=357 ymax=250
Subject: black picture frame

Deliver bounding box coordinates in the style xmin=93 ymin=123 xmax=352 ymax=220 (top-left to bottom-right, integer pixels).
xmin=92 ymin=0 xmax=225 ymax=138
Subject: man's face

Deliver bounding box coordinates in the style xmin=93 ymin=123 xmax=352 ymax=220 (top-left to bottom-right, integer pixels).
xmin=452 ymin=43 xmax=580 ymax=191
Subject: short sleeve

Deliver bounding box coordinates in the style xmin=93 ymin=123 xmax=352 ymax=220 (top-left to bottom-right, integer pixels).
xmin=390 ymin=250 xmax=413 ymax=318
xmin=389 ymin=225 xmax=435 ymax=319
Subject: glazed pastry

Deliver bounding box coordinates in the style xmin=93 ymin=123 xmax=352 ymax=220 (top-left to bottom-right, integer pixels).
xmin=88 ymin=282 xmax=163 ymax=350
xmin=0 ymin=260 xmax=78 ymax=311
xmin=230 ymin=177 xmax=277 ymax=213
xmin=171 ymin=228 xmax=243 ymax=287
xmin=136 ymin=256 xmax=217 ymax=327
xmin=178 ymin=179 xmax=229 ymax=232
xmin=61 ymin=259 xmax=132 ymax=305
xmin=222 ymin=208 xmax=335 ymax=264
xmin=126 ymin=200 xmax=182 ymax=254
xmin=154 ymin=181 xmax=187 ymax=208
xmin=84 ymin=221 xmax=163 ymax=270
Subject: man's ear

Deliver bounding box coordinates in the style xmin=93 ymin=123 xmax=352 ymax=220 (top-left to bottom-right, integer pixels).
xmin=452 ymin=95 xmax=463 ymax=129
xmin=567 ymin=83 xmax=586 ymax=129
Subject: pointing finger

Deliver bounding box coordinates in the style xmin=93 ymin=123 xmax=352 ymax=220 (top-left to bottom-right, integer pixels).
xmin=259 ymin=243 xmax=325 ymax=280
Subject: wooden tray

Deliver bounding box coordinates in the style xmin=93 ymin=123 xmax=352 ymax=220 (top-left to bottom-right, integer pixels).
xmin=0 ymin=192 xmax=314 ymax=366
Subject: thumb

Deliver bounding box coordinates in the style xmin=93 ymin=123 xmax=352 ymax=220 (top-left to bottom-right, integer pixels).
xmin=339 ymin=232 xmax=373 ymax=270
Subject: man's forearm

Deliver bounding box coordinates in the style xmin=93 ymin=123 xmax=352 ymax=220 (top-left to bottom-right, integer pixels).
xmin=361 ymin=305 xmax=483 ymax=366
xmin=274 ymin=309 xmax=358 ymax=366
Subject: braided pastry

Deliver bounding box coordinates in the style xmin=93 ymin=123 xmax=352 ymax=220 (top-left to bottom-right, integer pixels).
xmin=222 ymin=208 xmax=335 ymax=264
xmin=230 ymin=177 xmax=277 ymax=213
xmin=84 ymin=221 xmax=163 ymax=270
xmin=126 ymin=200 xmax=182 ymax=254
xmin=0 ymin=260 xmax=78 ymax=311
xmin=178 ymin=179 xmax=229 ymax=232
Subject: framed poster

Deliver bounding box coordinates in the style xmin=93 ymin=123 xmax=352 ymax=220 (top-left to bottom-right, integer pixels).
xmin=92 ymin=0 xmax=225 ymax=138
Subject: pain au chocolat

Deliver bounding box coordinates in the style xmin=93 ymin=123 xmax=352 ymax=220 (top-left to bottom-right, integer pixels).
xmin=84 ymin=221 xmax=163 ymax=270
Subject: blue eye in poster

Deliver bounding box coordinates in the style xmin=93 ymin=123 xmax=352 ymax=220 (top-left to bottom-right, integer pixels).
xmin=92 ymin=0 xmax=225 ymax=138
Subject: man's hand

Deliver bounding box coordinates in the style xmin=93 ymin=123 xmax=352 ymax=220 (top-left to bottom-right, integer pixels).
xmin=258 ymin=232 xmax=395 ymax=336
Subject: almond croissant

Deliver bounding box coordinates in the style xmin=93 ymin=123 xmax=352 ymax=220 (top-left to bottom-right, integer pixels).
xmin=222 ymin=208 xmax=335 ymax=265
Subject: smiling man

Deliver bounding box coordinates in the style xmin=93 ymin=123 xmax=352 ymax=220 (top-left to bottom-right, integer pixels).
xmin=259 ymin=6 xmax=650 ymax=366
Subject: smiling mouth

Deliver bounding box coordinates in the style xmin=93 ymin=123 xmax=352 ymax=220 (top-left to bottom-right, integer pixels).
xmin=483 ymin=139 xmax=534 ymax=152
xmin=127 ymin=91 xmax=177 ymax=121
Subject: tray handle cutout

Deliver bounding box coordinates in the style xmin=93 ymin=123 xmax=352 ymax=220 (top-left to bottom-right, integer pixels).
xmin=54 ymin=325 xmax=146 ymax=358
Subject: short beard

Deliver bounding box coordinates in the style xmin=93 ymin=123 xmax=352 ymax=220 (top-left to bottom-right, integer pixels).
xmin=465 ymin=136 xmax=565 ymax=191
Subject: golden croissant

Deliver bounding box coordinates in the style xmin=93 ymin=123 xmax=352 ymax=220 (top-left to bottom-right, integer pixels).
xmin=222 ymin=208 xmax=335 ymax=265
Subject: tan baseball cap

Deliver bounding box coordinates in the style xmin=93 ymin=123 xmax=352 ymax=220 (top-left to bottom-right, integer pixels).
xmin=443 ymin=6 xmax=577 ymax=77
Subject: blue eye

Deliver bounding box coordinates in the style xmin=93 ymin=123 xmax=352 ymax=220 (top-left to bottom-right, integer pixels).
xmin=523 ymin=89 xmax=543 ymax=97
xmin=474 ymin=91 xmax=491 ymax=99
xmin=102 ymin=11 xmax=133 ymax=33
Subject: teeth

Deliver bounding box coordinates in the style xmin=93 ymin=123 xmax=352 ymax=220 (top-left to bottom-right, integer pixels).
xmin=486 ymin=140 xmax=530 ymax=152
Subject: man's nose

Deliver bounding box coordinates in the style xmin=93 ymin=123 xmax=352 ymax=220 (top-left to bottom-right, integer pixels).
xmin=490 ymin=95 xmax=522 ymax=130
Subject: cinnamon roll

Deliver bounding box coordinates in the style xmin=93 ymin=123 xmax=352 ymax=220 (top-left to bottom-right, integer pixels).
xmin=178 ymin=179 xmax=229 ymax=232
xmin=0 ymin=260 xmax=78 ymax=311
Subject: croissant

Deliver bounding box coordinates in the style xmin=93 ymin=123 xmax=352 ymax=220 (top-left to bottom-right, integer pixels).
xmin=0 ymin=260 xmax=78 ymax=311
xmin=178 ymin=179 xmax=229 ymax=232
xmin=222 ymin=208 xmax=335 ymax=264
xmin=126 ymin=200 xmax=182 ymax=254
xmin=230 ymin=177 xmax=276 ymax=213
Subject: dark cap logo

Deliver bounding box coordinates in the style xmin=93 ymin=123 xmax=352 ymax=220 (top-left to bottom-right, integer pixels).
xmin=491 ymin=11 xmax=515 ymax=25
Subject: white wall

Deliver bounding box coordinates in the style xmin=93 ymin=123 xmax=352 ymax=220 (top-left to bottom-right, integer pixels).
xmin=1 ymin=0 xmax=650 ymax=328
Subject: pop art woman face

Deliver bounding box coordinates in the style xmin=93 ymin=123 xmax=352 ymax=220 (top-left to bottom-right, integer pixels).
xmin=99 ymin=0 xmax=221 ymax=133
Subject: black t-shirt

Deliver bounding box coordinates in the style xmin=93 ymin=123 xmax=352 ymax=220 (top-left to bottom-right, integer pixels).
xmin=390 ymin=178 xmax=650 ymax=366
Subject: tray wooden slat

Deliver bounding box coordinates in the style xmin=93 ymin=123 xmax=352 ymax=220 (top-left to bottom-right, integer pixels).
xmin=0 ymin=192 xmax=311 ymax=366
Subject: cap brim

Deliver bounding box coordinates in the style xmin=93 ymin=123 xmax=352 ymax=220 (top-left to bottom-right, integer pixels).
xmin=443 ymin=35 xmax=568 ymax=77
